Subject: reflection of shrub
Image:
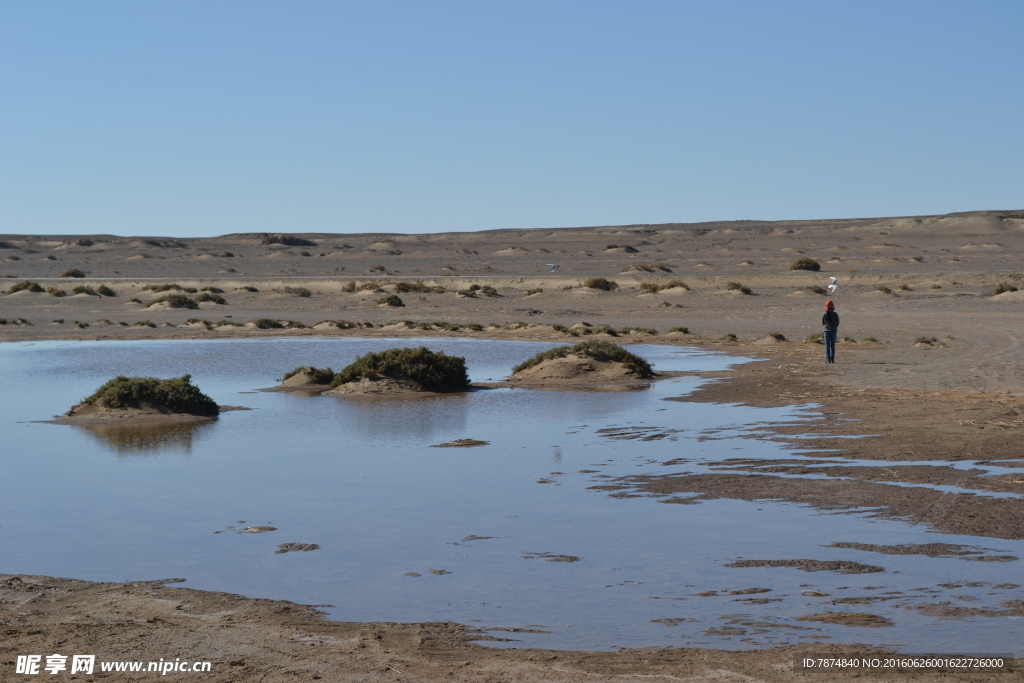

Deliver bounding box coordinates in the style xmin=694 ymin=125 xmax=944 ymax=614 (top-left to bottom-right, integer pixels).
xmin=80 ymin=375 xmax=218 ymax=414
xmin=584 ymin=277 xmax=619 ymax=291
xmin=147 ymin=294 xmax=197 ymax=309
xmin=993 ymin=283 xmax=1019 ymax=295
xmin=251 ymin=318 xmax=284 ymax=329
xmin=96 ymin=285 xmax=117 ymax=297
xmin=331 ymin=347 xmax=470 ymax=391
xmin=7 ymin=280 xmax=43 ymax=294
xmin=378 ymin=294 xmax=404 ymax=307
xmin=789 ymin=258 xmax=820 ymax=271
xmin=280 ymin=366 xmax=335 ymax=383
xmin=512 ymin=340 xmax=653 ymax=377
xmin=61 ymin=268 xmax=86 ymax=278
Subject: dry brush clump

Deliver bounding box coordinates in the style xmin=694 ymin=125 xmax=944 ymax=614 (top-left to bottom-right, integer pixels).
xmin=583 ymin=277 xmax=619 ymax=291
xmin=789 ymin=258 xmax=821 ymax=271
xmin=147 ymin=294 xmax=198 ymax=309
xmin=260 ymin=234 xmax=317 ymax=247
xmin=512 ymin=340 xmax=653 ymax=377
xmin=331 ymin=347 xmax=470 ymax=391
xmin=639 ymin=279 xmax=688 ymax=293
xmin=79 ymin=375 xmax=218 ymax=415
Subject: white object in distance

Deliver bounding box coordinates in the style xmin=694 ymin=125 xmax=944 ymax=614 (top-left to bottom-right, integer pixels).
xmin=827 ymin=277 xmax=838 ymax=294
xmin=546 ymin=264 xmax=559 ymax=273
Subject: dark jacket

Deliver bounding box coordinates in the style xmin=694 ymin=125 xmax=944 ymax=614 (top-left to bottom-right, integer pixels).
xmin=822 ymin=310 xmax=839 ymax=332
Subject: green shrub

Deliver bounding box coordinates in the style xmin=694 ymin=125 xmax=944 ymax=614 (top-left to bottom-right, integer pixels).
xmin=199 ymin=286 xmax=224 ymax=293
xmin=526 ymin=288 xmax=543 ymax=296
xmin=147 ymin=294 xmax=197 ymax=309
xmin=7 ymin=255 xmax=19 ymax=261
xmin=142 ymin=283 xmax=182 ymax=292
xmin=805 ymin=333 xmax=824 ymax=344
xmin=280 ymin=366 xmax=335 ymax=383
xmin=457 ymin=287 xmax=477 ymax=297
xmin=238 ymin=285 xmax=259 ymax=292
xmin=876 ymin=286 xmax=893 ymax=294
xmin=789 ymin=258 xmax=820 ymax=271
xmin=378 ymin=294 xmax=404 ymax=307
xmin=465 ymin=323 xmax=483 ymax=331
xmin=584 ymin=277 xmax=619 ymax=291
xmin=804 ymin=285 xmax=827 ymax=295
xmin=862 ymin=336 xmax=878 ymax=343
xmin=640 ymin=281 xmax=688 ymax=293
xmin=722 ymin=333 xmax=737 ymax=341
xmin=767 ymin=332 xmax=787 ymax=341
xmin=898 ymin=284 xmax=910 ymax=291
xmin=286 ymin=321 xmax=307 ymax=328
xmin=341 ymin=281 xmax=357 ymax=292
xmin=129 ymin=297 xmax=142 ymax=303
xmin=76 ymin=322 xmax=89 ymax=329
xmin=604 ymin=244 xmax=637 ymax=252
xmin=726 ymin=282 xmax=752 ymax=294
xmin=48 ymin=287 xmax=66 ymax=297
xmin=669 ymin=326 xmax=690 ymax=334
xmin=619 ymin=326 xmax=657 ymax=335
xmin=331 ymin=347 xmax=470 ymax=391
xmin=52 ymin=319 xmax=64 ymax=324
xmin=96 ymin=285 xmax=117 ymax=297
xmin=993 ymin=283 xmax=1019 ymax=295
xmin=72 ymin=286 xmax=97 ymax=295
xmin=7 ymin=280 xmax=43 ymax=294
xmin=251 ymin=318 xmax=284 ymax=329
xmin=915 ymin=336 xmax=938 ymax=345
xmin=61 ymin=268 xmax=86 ymax=278
xmin=394 ymin=281 xmax=435 ymax=293
xmin=592 ymin=324 xmax=619 ymax=336
xmin=194 ymin=292 xmax=226 ymax=304
xmin=930 ymin=284 xmax=941 ymax=289
xmin=512 ymin=340 xmax=653 ymax=377
xmin=78 ymin=375 xmax=220 ymax=415
xmin=134 ymin=320 xmax=156 ymax=327
xmin=281 ymin=286 xmax=311 ymax=297
xmin=479 ymin=285 xmax=498 ymax=296
xmin=639 ymin=282 xmax=660 ymax=293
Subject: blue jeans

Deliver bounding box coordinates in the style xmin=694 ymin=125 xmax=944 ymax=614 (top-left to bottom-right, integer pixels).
xmin=824 ymin=330 xmax=836 ymax=361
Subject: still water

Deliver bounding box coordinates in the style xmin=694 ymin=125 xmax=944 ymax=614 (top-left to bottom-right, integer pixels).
xmin=1 ymin=338 xmax=1022 ymax=652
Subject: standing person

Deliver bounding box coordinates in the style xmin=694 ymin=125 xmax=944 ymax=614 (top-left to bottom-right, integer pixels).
xmin=822 ymin=300 xmax=839 ymax=363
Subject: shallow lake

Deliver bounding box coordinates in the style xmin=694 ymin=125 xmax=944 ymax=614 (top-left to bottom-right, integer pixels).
xmin=1 ymin=338 xmax=1022 ymax=652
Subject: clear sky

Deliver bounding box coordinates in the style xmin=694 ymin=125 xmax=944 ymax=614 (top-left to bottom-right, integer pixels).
xmin=2 ymin=1 xmax=1022 ymax=237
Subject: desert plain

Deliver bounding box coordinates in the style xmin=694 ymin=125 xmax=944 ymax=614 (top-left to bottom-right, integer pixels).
xmin=3 ymin=209 xmax=1024 ymax=681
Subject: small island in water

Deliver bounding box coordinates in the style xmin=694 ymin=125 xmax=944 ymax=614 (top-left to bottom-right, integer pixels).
xmin=267 ymin=347 xmax=471 ymax=395
xmin=53 ymin=375 xmax=221 ymax=425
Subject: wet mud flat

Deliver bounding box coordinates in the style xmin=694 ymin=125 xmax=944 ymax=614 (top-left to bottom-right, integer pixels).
xmin=1 ymin=574 xmax=1016 ymax=683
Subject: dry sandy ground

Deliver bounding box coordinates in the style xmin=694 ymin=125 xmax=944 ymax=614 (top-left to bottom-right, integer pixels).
xmin=4 ymin=210 xmax=1024 ymax=681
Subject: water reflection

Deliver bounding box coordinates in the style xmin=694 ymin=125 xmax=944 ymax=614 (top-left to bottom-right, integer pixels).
xmin=75 ymin=421 xmax=213 ymax=457
xmin=330 ymin=392 xmax=471 ymax=443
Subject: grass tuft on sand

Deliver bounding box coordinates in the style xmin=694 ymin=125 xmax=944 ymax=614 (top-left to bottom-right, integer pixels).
xmin=331 ymin=347 xmax=470 ymax=391
xmin=583 ymin=277 xmax=619 ymax=291
xmin=512 ymin=340 xmax=653 ymax=377
xmin=79 ymin=375 xmax=219 ymax=415
xmin=7 ymin=280 xmax=43 ymax=294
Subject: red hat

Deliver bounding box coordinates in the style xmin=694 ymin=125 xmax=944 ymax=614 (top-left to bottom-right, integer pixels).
xmin=825 ymin=300 xmax=835 ymax=311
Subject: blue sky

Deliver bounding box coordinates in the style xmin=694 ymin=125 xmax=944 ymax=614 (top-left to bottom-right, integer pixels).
xmin=1 ymin=1 xmax=1022 ymax=237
